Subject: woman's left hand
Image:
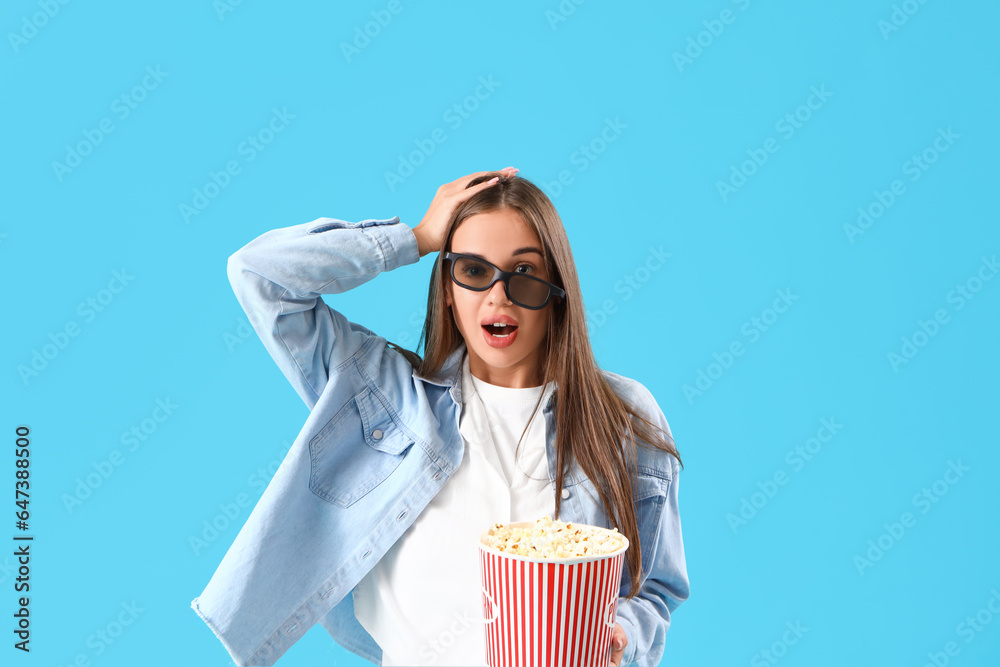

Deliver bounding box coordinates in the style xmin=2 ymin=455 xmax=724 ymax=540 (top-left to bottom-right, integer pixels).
xmin=610 ymin=623 xmax=628 ymax=666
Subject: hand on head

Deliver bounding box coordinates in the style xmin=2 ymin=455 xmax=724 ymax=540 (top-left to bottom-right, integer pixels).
xmin=412 ymin=167 xmax=518 ymax=256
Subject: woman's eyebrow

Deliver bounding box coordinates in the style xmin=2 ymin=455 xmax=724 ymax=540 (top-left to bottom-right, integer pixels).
xmin=457 ymin=247 xmax=543 ymax=261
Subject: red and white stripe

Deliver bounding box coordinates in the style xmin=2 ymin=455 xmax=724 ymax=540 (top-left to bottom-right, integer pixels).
xmin=479 ymin=544 xmax=625 ymax=667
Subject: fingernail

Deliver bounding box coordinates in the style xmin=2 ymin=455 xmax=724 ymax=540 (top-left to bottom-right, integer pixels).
xmin=487 ymin=176 xmax=499 ymax=184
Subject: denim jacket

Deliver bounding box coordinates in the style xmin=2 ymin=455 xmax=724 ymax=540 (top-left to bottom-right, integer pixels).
xmin=191 ymin=215 xmax=690 ymax=667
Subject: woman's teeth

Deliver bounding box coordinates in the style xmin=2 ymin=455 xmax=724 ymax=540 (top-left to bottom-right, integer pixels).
xmin=485 ymin=323 xmax=516 ymax=337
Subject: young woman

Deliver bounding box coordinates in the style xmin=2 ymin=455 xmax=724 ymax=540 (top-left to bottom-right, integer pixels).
xmin=192 ymin=168 xmax=689 ymax=667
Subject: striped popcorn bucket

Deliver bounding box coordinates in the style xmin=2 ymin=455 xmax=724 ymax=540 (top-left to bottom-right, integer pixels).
xmin=478 ymin=521 xmax=629 ymax=667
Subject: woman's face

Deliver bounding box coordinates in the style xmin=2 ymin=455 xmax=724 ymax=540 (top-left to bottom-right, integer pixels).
xmin=444 ymin=209 xmax=553 ymax=388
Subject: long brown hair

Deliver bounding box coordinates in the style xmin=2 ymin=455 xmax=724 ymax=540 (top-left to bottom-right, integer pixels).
xmin=387 ymin=172 xmax=682 ymax=598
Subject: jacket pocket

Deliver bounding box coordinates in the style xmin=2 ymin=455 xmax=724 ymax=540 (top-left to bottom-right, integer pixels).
xmin=308 ymin=387 xmax=414 ymax=507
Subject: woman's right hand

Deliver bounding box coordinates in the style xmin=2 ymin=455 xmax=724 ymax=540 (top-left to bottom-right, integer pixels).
xmin=412 ymin=167 xmax=518 ymax=256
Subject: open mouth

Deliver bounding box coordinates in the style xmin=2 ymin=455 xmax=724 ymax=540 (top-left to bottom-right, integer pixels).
xmin=482 ymin=323 xmax=518 ymax=338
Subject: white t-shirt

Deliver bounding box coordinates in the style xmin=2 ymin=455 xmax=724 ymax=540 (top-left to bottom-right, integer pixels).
xmin=352 ymin=352 xmax=558 ymax=666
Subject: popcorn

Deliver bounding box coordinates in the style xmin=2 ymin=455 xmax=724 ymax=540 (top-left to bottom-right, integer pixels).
xmin=481 ymin=516 xmax=627 ymax=559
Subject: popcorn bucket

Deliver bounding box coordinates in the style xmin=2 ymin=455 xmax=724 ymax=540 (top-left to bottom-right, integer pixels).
xmin=479 ymin=521 xmax=629 ymax=667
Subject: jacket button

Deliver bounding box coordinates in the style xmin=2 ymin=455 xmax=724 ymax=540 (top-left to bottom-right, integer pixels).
xmin=372 ymin=429 xmax=383 ymax=440
xmin=433 ymin=471 xmax=442 ymax=480
xmin=561 ymin=488 xmax=571 ymax=500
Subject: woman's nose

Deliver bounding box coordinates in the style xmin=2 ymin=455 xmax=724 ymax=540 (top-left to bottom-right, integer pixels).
xmin=488 ymin=278 xmax=511 ymax=305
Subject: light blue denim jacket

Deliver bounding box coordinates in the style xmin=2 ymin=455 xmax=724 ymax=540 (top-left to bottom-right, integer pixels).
xmin=191 ymin=215 xmax=690 ymax=667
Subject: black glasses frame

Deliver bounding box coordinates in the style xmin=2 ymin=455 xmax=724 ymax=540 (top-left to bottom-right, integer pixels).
xmin=442 ymin=252 xmax=566 ymax=310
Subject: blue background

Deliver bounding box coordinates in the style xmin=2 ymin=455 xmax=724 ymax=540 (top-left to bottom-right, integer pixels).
xmin=4 ymin=0 xmax=999 ymax=665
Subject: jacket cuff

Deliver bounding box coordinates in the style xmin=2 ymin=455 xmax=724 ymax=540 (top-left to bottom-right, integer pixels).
xmin=380 ymin=217 xmax=421 ymax=269
xmin=311 ymin=215 xmax=421 ymax=271
xmin=615 ymin=601 xmax=640 ymax=665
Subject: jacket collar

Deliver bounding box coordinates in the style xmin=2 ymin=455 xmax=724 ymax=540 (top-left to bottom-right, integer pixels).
xmin=413 ymin=341 xmax=573 ymax=484
xmin=415 ymin=344 xmax=464 ymax=384
xmin=414 ymin=342 xmax=558 ymax=411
